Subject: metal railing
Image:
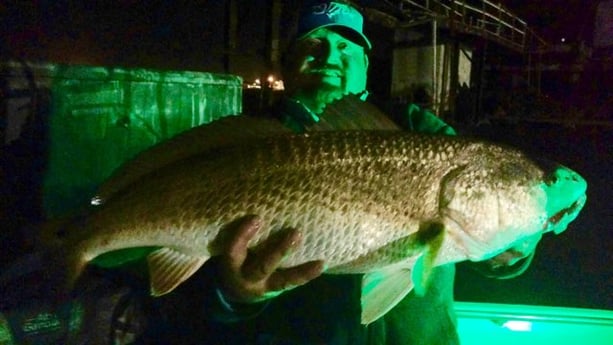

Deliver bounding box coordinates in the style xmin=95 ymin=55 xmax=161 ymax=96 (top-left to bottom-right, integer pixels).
xmin=389 ymin=0 xmax=547 ymax=52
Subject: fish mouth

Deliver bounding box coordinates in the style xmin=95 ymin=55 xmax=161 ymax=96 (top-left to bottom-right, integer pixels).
xmin=544 ymin=194 xmax=587 ymax=234
xmin=540 ymin=164 xmax=587 ymax=235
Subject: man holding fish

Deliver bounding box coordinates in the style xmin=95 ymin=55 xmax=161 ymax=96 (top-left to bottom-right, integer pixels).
xmin=0 ymin=1 xmax=584 ymax=344
xmin=140 ymin=1 xmax=572 ymax=344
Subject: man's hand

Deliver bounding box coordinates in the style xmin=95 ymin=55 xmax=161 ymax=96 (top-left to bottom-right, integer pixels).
xmin=217 ymin=216 xmax=324 ymax=304
xmin=469 ymin=233 xmax=542 ymax=279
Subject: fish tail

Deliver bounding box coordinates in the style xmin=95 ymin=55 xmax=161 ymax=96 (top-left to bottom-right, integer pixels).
xmin=62 ymin=250 xmax=86 ymax=289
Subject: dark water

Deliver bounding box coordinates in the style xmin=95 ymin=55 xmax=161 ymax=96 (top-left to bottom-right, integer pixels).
xmin=454 ymin=122 xmax=612 ymax=311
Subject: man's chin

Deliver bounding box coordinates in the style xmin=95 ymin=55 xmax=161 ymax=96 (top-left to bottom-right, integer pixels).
xmin=291 ymin=86 xmax=345 ymax=114
xmin=299 ymin=82 xmax=342 ymax=96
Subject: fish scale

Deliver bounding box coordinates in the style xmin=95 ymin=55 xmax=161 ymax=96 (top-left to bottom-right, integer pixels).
xmin=75 ymin=131 xmax=445 ymax=260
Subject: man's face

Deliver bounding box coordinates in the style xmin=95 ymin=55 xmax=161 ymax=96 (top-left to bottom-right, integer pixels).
xmin=284 ymin=28 xmax=369 ymax=113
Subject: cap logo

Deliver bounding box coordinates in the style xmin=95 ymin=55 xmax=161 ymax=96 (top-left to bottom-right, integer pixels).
xmin=298 ymin=1 xmax=372 ymax=49
xmin=312 ymin=2 xmax=350 ymax=21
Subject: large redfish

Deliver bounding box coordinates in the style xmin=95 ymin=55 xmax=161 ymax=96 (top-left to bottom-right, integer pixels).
xmin=51 ymin=115 xmax=587 ymax=324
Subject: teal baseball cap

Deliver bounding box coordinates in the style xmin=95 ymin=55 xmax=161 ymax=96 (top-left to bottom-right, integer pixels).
xmin=297 ymin=1 xmax=372 ymax=50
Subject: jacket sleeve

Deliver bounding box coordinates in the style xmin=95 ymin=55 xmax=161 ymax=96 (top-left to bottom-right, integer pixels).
xmin=401 ymin=104 xmax=456 ymax=136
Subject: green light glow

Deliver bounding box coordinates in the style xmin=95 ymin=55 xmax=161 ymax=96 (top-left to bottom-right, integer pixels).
xmin=0 ymin=313 xmax=15 ymax=344
xmin=455 ymin=302 xmax=613 ymax=345
xmin=7 ymin=62 xmax=244 ymax=218
xmin=502 ymin=320 xmax=532 ymax=332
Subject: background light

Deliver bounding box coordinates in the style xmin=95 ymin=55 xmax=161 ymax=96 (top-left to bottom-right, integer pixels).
xmin=502 ymin=320 xmax=533 ymax=332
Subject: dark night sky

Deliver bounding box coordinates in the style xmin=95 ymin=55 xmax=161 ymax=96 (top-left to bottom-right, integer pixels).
xmin=1 ymin=0 xmax=605 ymax=71
xmin=501 ymin=0 xmax=601 ymax=43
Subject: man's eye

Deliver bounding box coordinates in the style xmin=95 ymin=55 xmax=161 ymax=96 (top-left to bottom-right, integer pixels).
xmin=338 ymin=41 xmax=348 ymax=50
xmin=304 ymin=38 xmax=322 ymax=49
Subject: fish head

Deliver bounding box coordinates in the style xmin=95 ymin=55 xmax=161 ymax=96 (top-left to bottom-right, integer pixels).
xmin=438 ymin=143 xmax=587 ymax=262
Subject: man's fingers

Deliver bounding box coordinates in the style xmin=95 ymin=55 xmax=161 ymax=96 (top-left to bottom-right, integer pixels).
xmin=242 ymin=229 xmax=302 ymax=282
xmin=267 ymin=260 xmax=325 ymax=292
xmin=225 ymin=216 xmax=262 ymax=271
xmin=219 ymin=221 xmax=324 ymax=302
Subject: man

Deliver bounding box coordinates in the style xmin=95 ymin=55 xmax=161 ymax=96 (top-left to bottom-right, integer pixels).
xmin=145 ymin=1 xmax=538 ymax=344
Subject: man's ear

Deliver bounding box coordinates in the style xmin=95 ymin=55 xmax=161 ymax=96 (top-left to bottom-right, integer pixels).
xmin=364 ymin=53 xmax=369 ymax=70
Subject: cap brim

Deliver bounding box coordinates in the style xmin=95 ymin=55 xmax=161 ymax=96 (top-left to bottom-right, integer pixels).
xmin=298 ymin=24 xmax=372 ymax=50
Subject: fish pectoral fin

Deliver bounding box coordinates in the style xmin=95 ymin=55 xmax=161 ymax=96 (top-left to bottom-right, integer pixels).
xmin=361 ymin=262 xmax=415 ymax=325
xmin=412 ymin=221 xmax=446 ymax=296
xmin=360 ymin=224 xmax=446 ymax=324
xmin=147 ymin=248 xmax=208 ymax=296
xmin=411 ymin=253 xmax=432 ymax=296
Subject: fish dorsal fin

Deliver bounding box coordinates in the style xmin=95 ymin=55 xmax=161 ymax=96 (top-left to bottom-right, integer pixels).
xmin=93 ymin=115 xmax=291 ymax=204
xmin=147 ymin=247 xmax=209 ymax=296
